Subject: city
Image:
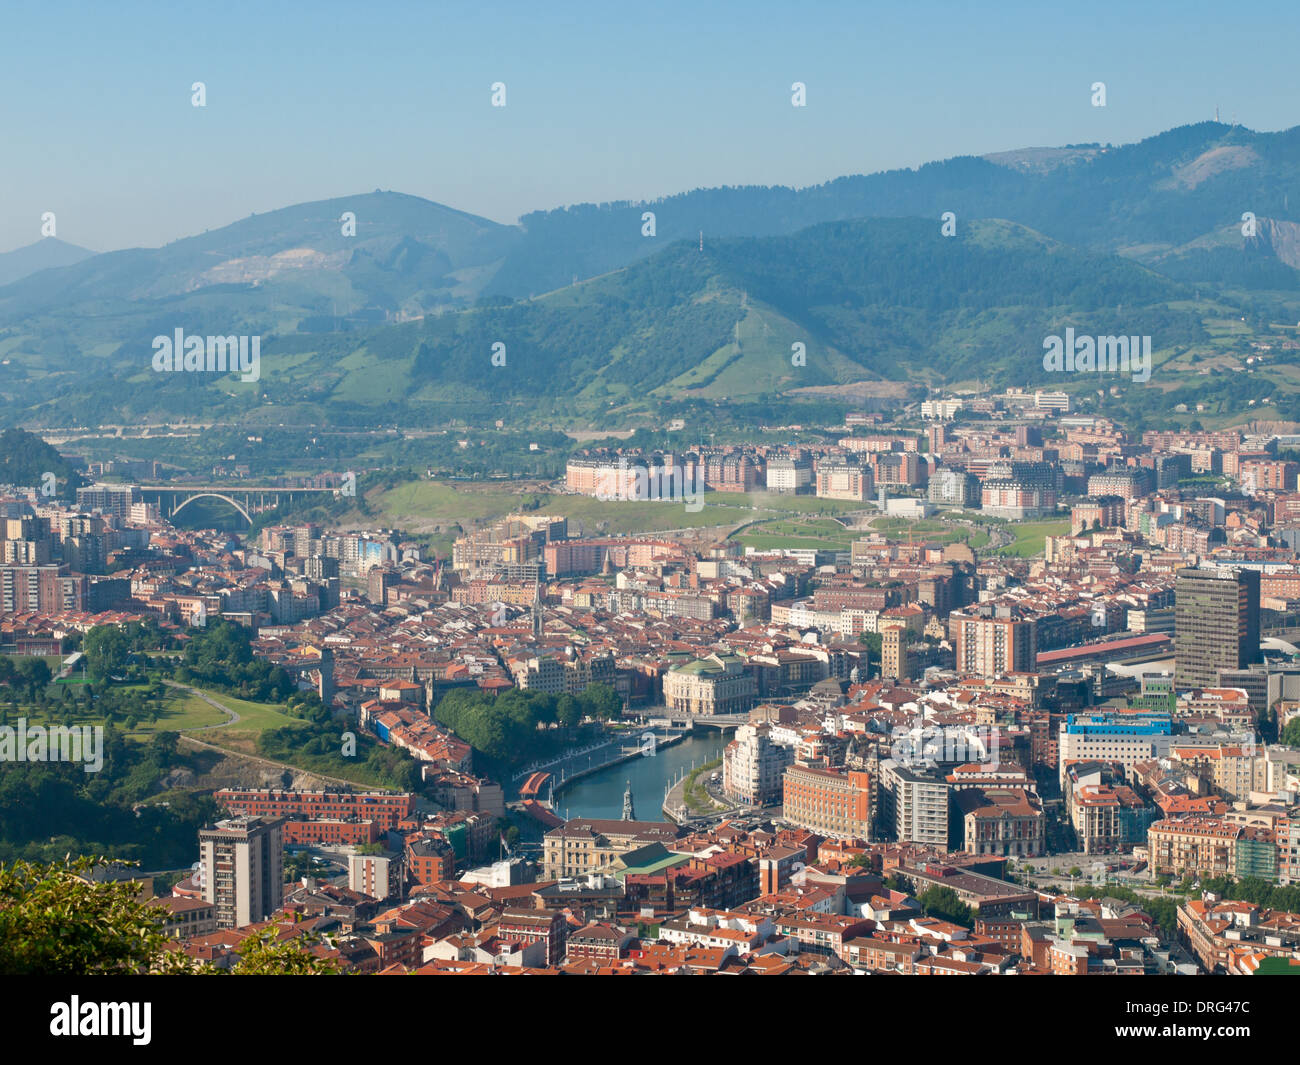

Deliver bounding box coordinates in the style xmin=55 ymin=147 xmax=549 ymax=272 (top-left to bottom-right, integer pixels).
xmin=2 ymin=0 xmax=1295 ymax=1045
xmin=5 ymin=401 xmax=1300 ymax=986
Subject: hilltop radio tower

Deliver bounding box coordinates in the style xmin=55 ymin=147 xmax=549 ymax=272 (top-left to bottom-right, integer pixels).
xmin=699 ymin=230 xmax=704 ymax=252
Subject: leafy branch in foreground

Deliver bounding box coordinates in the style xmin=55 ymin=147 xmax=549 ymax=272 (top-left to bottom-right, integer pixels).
xmin=0 ymin=856 xmax=337 ymax=975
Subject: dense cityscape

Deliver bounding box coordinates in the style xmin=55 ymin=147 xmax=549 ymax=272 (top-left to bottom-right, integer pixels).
xmin=7 ymin=0 xmax=1299 ymax=1047
xmin=5 ymin=394 xmax=1300 ymax=984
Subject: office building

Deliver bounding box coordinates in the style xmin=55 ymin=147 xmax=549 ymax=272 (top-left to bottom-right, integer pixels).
xmin=1057 ymin=712 xmax=1174 ymax=787
xmin=1175 ymin=567 xmax=1261 ymax=690
xmin=782 ymin=763 xmax=875 ymax=841
xmin=879 ymin=762 xmax=951 ymax=848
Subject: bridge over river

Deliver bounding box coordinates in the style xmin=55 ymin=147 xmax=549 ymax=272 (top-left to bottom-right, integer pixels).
xmin=137 ymin=484 xmax=341 ymax=523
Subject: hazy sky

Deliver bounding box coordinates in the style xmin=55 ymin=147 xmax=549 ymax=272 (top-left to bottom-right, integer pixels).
xmin=2 ymin=0 xmax=1296 ymax=253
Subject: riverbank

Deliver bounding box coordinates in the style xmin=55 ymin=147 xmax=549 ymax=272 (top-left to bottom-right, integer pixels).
xmin=550 ymin=731 xmax=727 ymax=822
xmin=550 ymin=728 xmax=688 ymax=798
xmin=663 ymin=757 xmax=729 ymax=823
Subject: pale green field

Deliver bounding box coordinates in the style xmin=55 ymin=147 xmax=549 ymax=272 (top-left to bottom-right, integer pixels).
xmin=370 ymin=479 xmax=870 ymax=539
xmin=190 ymin=692 xmax=300 ymax=754
xmin=733 ymin=516 xmax=857 ymax=552
xmin=5 ymin=687 xmax=229 ymax=742
xmin=994 ymin=520 xmax=1072 ymax=557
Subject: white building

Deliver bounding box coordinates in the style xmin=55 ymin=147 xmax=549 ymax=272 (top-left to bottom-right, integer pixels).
xmin=723 ymin=723 xmax=795 ymax=806
xmin=766 ymin=455 xmax=813 ymax=494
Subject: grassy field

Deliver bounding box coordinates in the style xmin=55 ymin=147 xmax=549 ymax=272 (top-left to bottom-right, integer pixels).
xmin=189 ymin=692 xmax=300 ymax=755
xmin=732 ymin=516 xmax=857 ymax=552
xmin=3 ymin=686 xmax=230 ymax=742
xmin=870 ymin=517 xmax=991 ymax=548
xmin=369 ymin=479 xmax=868 ymax=542
xmin=126 ymin=690 xmax=231 ymax=737
xmin=993 ymin=520 xmax=1072 ymax=557
xmin=732 ymin=512 xmax=998 ymax=553
xmin=368 ymin=479 xmax=1073 ymax=559
xmin=2 ymin=654 xmax=66 ymax=673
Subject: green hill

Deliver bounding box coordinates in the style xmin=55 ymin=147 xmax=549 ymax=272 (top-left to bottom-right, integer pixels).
xmin=7 ymin=121 xmax=1300 ymax=429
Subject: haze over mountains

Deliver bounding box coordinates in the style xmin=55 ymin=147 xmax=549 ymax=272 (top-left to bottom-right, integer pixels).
xmin=0 ymin=238 xmax=95 ymax=287
xmin=3 ymin=120 xmax=1300 ymax=430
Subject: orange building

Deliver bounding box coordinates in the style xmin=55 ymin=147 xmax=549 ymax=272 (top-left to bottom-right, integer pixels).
xmin=782 ymin=764 xmax=874 ymax=841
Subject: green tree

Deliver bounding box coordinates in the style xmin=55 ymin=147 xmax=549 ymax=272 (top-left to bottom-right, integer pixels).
xmin=883 ymin=872 xmax=915 ymax=895
xmin=858 ymin=631 xmax=882 ymax=676
xmin=11 ymin=657 xmax=50 ymax=696
xmin=229 ymin=929 xmax=337 ymax=975
xmin=555 ymin=694 xmax=582 ymax=729
xmin=0 ymin=857 xmax=341 ymax=975
xmin=917 ymin=885 xmax=975 ymax=928
xmin=578 ymin=682 xmax=622 ymax=721
xmin=0 ymin=857 xmax=196 ymax=974
xmin=83 ymin=625 xmax=132 ymax=680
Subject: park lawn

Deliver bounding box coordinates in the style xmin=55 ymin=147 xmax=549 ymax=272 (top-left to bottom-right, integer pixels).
xmin=171 ymin=689 xmax=401 ymax=787
xmin=370 ymin=480 xmax=870 ymax=541
xmin=736 ymin=532 xmax=852 ymax=551
xmin=120 ymin=690 xmax=231 ymax=739
xmin=733 ymin=515 xmax=858 ymax=551
xmin=2 ymin=686 xmax=229 ymax=742
xmin=194 ymin=692 xmax=300 ymax=755
xmin=855 ymin=515 xmax=991 ymax=549
xmin=731 ymin=512 xmax=1005 ymax=553
xmin=2 ymin=653 xmax=66 ymax=673
xmin=995 ymin=520 xmax=1072 ymax=557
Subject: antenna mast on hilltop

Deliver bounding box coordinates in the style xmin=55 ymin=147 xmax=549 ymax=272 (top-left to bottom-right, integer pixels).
xmin=699 ymin=230 xmax=704 ymax=252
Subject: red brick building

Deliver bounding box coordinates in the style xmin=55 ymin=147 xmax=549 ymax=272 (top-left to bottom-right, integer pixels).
xmin=497 ymin=908 xmax=568 ymax=966
xmin=564 ymin=923 xmax=634 ymax=963
xmin=215 ymin=789 xmax=415 ymax=830
xmin=283 ymin=819 xmax=382 ymax=846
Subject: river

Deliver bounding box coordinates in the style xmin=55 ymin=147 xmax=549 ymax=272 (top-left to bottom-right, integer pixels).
xmin=551 ymin=731 xmax=727 ymax=821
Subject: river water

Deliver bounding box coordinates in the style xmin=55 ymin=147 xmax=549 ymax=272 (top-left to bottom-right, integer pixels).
xmin=551 ymin=731 xmax=727 ymax=821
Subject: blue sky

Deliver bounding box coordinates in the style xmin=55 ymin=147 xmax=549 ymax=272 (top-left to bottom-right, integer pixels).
xmin=1 ymin=0 xmax=1296 ymax=252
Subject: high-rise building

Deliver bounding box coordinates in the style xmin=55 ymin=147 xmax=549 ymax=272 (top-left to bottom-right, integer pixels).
xmin=879 ymin=762 xmax=951 ymax=848
xmin=927 ymin=469 xmax=979 ymax=507
xmin=950 ymin=607 xmax=1037 ymax=678
xmin=1175 ymin=567 xmax=1261 ymax=690
xmin=349 ymin=851 xmax=403 ymax=900
xmin=782 ymin=763 xmax=875 ymax=841
xmin=881 ymin=626 xmax=909 ymax=682
xmin=0 ymin=563 xmax=86 ymax=614
xmin=75 ymin=483 xmax=141 ymax=519
xmin=766 ymin=453 xmax=814 ymax=494
xmin=816 ymin=457 xmax=873 ymax=502
xmin=198 ymin=815 xmax=284 ymax=929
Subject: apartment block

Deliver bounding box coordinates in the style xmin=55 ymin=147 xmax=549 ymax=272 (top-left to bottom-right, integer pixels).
xmin=198 ymin=815 xmax=284 ymax=930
